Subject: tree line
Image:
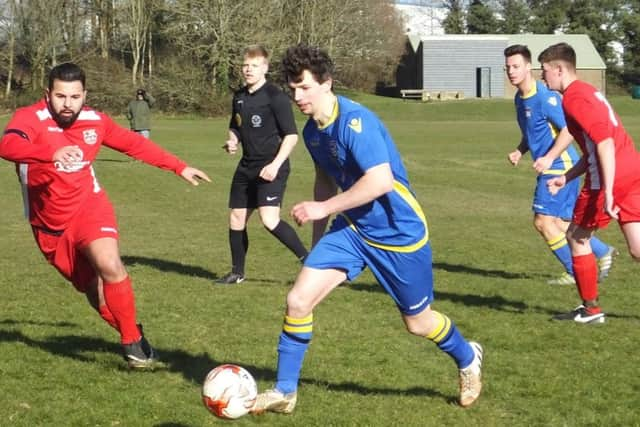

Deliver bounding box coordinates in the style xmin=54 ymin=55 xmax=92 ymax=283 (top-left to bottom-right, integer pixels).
xmin=0 ymin=0 xmax=405 ymax=115
xmin=442 ymin=0 xmax=640 ymax=90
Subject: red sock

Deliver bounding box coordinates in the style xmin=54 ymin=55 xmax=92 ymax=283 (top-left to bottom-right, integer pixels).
xmin=103 ymin=276 xmax=141 ymax=344
xmin=572 ymin=254 xmax=599 ymax=303
xmin=98 ymin=304 xmax=118 ymax=330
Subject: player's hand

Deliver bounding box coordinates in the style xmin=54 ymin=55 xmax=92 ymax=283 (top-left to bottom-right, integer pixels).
xmin=259 ymin=163 xmax=279 ymax=182
xmin=53 ymin=145 xmax=83 ymax=167
xmin=180 ymin=167 xmax=211 ymax=186
xmin=291 ymin=201 xmax=329 ymax=226
xmin=508 ymin=150 xmax=522 ymax=166
xmin=546 ymin=175 xmax=566 ymax=195
xmin=533 ymin=155 xmax=553 ymax=174
xmin=223 ymin=139 xmax=239 ymax=154
xmin=604 ymin=192 xmax=620 ymax=220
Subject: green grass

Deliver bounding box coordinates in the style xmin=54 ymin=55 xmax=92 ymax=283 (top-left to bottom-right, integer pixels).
xmin=1 ymin=96 xmax=640 ymax=426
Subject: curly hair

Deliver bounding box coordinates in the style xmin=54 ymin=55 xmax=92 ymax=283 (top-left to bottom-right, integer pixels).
xmin=281 ymin=44 xmax=334 ymax=84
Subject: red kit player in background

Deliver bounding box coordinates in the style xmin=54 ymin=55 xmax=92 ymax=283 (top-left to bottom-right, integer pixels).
xmin=0 ymin=63 xmax=211 ymax=368
xmin=540 ymin=43 xmax=640 ymax=324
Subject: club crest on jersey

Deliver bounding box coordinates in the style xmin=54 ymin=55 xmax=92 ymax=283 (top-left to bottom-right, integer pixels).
xmin=251 ymin=114 xmax=262 ymax=127
xmin=83 ymin=129 xmax=98 ymax=145
xmin=547 ymin=96 xmax=558 ymax=107
xmin=348 ymin=117 xmax=362 ymax=133
xmin=525 ymin=107 xmax=532 ymax=118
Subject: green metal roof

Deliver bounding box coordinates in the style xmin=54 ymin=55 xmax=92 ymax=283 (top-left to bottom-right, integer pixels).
xmin=508 ymin=34 xmax=606 ymax=69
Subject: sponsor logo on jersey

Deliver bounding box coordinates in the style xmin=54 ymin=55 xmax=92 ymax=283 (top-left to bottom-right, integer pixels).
xmin=83 ymin=129 xmax=98 ymax=145
xmin=547 ymin=96 xmax=558 ymax=107
xmin=54 ymin=160 xmax=90 ymax=173
xmin=348 ymin=117 xmax=362 ymax=133
xmin=525 ymin=107 xmax=532 ymax=118
xmin=251 ymin=114 xmax=262 ymax=127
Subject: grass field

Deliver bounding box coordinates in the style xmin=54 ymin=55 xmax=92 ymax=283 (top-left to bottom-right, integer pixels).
xmin=1 ymin=95 xmax=639 ymax=426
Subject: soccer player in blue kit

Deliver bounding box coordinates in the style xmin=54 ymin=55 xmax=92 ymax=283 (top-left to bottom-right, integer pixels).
xmin=250 ymin=44 xmax=483 ymax=414
xmin=504 ymin=45 xmax=616 ymax=286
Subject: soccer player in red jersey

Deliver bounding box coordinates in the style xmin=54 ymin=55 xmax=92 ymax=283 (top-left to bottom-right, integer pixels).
xmin=539 ymin=43 xmax=640 ymax=324
xmin=0 ymin=63 xmax=211 ymax=368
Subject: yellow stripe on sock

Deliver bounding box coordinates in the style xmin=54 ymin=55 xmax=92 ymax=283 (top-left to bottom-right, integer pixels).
xmin=425 ymin=311 xmax=451 ymax=343
xmin=547 ymin=234 xmax=568 ymax=251
xmin=284 ymin=314 xmax=313 ymax=325
xmin=283 ymin=314 xmax=313 ymax=334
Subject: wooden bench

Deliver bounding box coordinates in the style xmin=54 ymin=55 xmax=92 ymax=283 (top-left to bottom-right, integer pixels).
xmin=400 ymin=89 xmax=431 ymax=102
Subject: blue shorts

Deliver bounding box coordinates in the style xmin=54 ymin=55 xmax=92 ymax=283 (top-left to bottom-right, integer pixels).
xmin=532 ymin=174 xmax=579 ymax=220
xmin=304 ymin=223 xmax=433 ymax=315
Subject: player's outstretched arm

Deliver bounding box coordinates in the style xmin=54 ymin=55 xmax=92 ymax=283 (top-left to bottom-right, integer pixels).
xmin=180 ymin=166 xmax=211 ymax=186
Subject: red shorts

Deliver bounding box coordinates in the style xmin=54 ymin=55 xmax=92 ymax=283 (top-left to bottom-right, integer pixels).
xmin=32 ymin=192 xmax=119 ymax=292
xmin=573 ymin=181 xmax=640 ymax=229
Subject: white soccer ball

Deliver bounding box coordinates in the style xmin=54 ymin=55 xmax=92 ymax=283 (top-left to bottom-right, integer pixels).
xmin=202 ymin=364 xmax=258 ymax=419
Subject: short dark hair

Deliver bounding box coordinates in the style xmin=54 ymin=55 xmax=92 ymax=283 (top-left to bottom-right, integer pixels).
xmin=504 ymin=44 xmax=531 ymax=63
xmin=538 ymin=43 xmax=576 ymax=70
xmin=137 ymin=88 xmax=145 ymax=95
xmin=281 ymin=44 xmax=334 ymax=84
xmin=244 ymin=44 xmax=269 ymax=62
xmin=48 ymin=62 xmax=85 ymax=91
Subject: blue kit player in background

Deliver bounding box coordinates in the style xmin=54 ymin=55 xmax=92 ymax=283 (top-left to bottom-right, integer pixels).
xmin=504 ymin=45 xmax=616 ymax=286
xmin=250 ymin=44 xmax=483 ymax=414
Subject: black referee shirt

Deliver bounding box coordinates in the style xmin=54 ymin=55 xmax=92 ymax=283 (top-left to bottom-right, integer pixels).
xmin=229 ymin=82 xmax=298 ymax=164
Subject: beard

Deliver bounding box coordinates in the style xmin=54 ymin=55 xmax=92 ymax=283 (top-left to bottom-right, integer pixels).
xmin=48 ymin=102 xmax=82 ymax=129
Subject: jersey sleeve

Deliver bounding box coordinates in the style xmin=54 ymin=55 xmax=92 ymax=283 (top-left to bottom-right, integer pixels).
xmin=0 ymin=109 xmax=57 ymax=163
xmin=101 ymin=114 xmax=187 ymax=175
xmin=228 ymin=94 xmax=240 ymax=138
xmin=342 ymin=110 xmax=390 ymax=172
xmin=566 ymin=91 xmax=614 ymax=144
xmin=542 ymin=92 xmax=567 ymax=131
xmin=271 ymin=91 xmax=298 ymax=137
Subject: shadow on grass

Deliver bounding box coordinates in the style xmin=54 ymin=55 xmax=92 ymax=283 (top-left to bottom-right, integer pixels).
xmin=122 ymin=255 xmax=216 ymax=280
xmin=0 ymin=323 xmax=460 ymax=403
xmin=433 ymin=262 xmax=535 ymax=279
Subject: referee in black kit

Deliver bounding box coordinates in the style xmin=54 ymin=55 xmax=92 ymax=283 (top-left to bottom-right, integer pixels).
xmin=217 ymin=45 xmax=308 ymax=285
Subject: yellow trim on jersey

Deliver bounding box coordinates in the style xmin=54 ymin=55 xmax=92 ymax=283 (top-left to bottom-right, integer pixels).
xmin=544 ymin=150 xmax=574 ymax=175
xmin=344 ymin=180 xmax=429 ymax=253
xmin=317 ymin=97 xmax=340 ymax=130
xmin=520 ymin=82 xmax=538 ymax=100
xmin=425 ymin=311 xmax=451 ymax=343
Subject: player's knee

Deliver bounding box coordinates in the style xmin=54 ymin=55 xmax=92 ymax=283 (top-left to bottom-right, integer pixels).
xmin=285 ymin=290 xmax=313 ymax=318
xmin=95 ymin=257 xmax=127 ymax=282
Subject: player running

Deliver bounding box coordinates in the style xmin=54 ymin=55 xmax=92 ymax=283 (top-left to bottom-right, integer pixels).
xmin=0 ymin=63 xmax=211 ymax=368
xmin=504 ymin=44 xmax=616 ymax=286
xmin=540 ymin=43 xmax=640 ymax=323
xmin=250 ymin=44 xmax=483 ymax=414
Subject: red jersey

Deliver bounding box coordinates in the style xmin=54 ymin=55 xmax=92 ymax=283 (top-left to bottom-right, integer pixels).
xmin=0 ymin=100 xmax=187 ymax=231
xmin=562 ymin=80 xmax=640 ymax=190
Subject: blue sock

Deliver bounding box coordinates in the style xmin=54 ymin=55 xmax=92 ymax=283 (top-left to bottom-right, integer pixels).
xmin=275 ymin=314 xmax=313 ymax=394
xmin=590 ymin=236 xmax=610 ymax=259
xmin=547 ymin=233 xmax=573 ymax=275
xmin=426 ymin=311 xmax=474 ymax=369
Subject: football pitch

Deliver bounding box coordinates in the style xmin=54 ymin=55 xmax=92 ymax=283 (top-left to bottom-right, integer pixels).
xmin=1 ymin=95 xmax=639 ymax=426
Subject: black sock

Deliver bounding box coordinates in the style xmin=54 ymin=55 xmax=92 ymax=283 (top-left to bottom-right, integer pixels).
xmin=229 ymin=229 xmax=248 ymax=275
xmin=267 ymin=221 xmax=308 ymax=260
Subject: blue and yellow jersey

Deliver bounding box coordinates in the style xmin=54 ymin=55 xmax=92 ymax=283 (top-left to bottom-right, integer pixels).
xmin=515 ymin=80 xmax=579 ymax=175
xmin=302 ymin=96 xmax=428 ymax=251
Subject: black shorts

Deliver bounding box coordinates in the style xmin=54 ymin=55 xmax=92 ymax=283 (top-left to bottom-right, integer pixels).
xmin=228 ymin=160 xmax=290 ymax=209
